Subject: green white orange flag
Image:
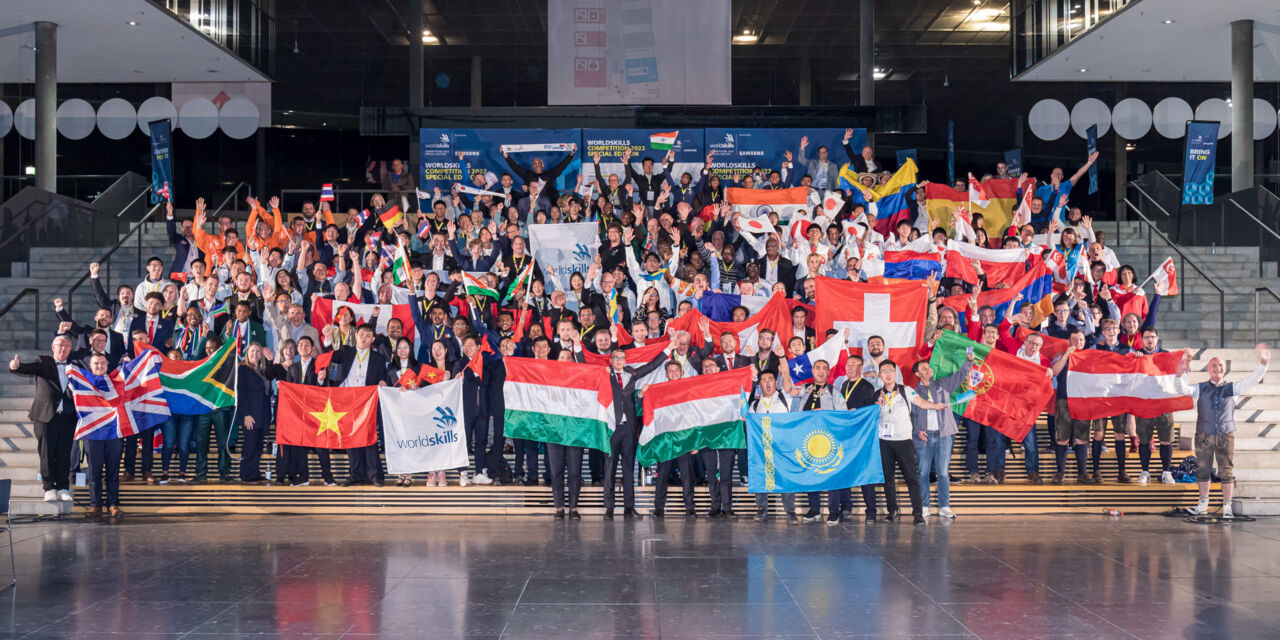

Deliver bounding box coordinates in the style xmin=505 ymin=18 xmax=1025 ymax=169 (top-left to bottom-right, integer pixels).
xmin=391 ymin=243 xmax=411 ymax=286
xmin=650 ymin=131 xmax=678 ymax=150
xmin=638 ymin=367 xmax=752 ymax=466
xmin=463 ymin=272 xmax=498 ymax=299
xmin=928 ymin=330 xmax=1054 ymax=441
xmin=503 ymin=260 xmax=535 ymax=303
xmin=503 ymin=357 xmax=615 ymax=452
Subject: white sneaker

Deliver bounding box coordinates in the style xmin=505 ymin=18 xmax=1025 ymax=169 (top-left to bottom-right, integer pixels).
xmin=1160 ymin=471 xmax=1175 ymax=485
xmin=1222 ymin=507 xmax=1235 ymax=519
xmin=1138 ymin=471 xmax=1150 ymax=485
xmin=920 ymin=506 xmax=931 ymax=518
xmin=459 ymin=471 xmax=472 ymax=487
xmin=57 ymin=489 xmax=73 ymax=501
xmin=43 ymin=490 xmax=57 ymax=502
xmin=939 ymin=507 xmax=956 ymax=519
xmin=472 ymin=471 xmax=493 ymax=485
xmin=1187 ymin=502 xmax=1210 ymax=516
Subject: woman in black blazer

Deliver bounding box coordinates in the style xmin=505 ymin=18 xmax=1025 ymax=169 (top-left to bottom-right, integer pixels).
xmin=236 ymin=342 xmax=273 ymax=484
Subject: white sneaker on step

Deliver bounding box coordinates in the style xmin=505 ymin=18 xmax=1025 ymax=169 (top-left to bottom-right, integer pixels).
xmin=1138 ymin=471 xmax=1150 ymax=485
xmin=472 ymin=471 xmax=493 ymax=485
xmin=57 ymin=489 xmax=73 ymax=501
xmin=1187 ymin=502 xmax=1210 ymax=516
xmin=43 ymin=490 xmax=56 ymax=502
xmin=1160 ymin=471 xmax=1175 ymax=485
xmin=1222 ymin=508 xmax=1235 ymax=519
xmin=920 ymin=506 xmax=931 ymax=518
xmin=939 ymin=507 xmax=956 ymax=519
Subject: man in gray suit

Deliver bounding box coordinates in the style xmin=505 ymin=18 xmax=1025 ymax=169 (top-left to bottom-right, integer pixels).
xmin=796 ymin=135 xmax=842 ymax=192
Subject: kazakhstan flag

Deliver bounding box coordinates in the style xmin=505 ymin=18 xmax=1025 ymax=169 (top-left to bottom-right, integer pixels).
xmin=746 ymin=407 xmax=884 ymax=494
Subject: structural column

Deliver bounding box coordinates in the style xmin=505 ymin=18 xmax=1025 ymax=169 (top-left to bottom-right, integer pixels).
xmin=859 ymin=0 xmax=874 ymax=106
xmin=34 ymin=21 xmax=57 ymax=193
xmin=797 ymin=53 xmax=811 ymax=106
xmin=471 ymin=55 xmax=482 ymax=108
xmin=1231 ymin=19 xmax=1254 ymax=191
xmin=410 ymin=0 xmax=424 ymax=181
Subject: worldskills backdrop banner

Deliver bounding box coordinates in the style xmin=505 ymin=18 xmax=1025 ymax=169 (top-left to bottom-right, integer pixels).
xmin=704 ymin=128 xmax=865 ymax=185
xmin=581 ymin=129 xmax=705 ymax=193
xmin=419 ymin=128 xmax=583 ymax=193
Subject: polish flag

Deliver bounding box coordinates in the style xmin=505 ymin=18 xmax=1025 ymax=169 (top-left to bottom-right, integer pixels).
xmin=1147 ymin=257 xmax=1178 ymax=296
xmin=1065 ymin=349 xmax=1193 ymax=420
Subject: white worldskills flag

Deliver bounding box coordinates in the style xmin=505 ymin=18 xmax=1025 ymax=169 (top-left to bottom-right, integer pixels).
xmin=378 ymin=379 xmax=469 ymax=474
xmin=528 ymin=221 xmax=601 ymax=293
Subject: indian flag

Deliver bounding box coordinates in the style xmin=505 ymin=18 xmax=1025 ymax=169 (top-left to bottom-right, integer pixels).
xmin=650 ymin=131 xmax=678 ymax=150
xmin=463 ymin=272 xmax=498 ymax=299
xmin=504 ymin=358 xmax=614 ymax=451
xmin=638 ymin=367 xmax=752 ymax=466
xmin=503 ymin=260 xmax=535 ymax=303
xmin=391 ymin=244 xmax=410 ymax=286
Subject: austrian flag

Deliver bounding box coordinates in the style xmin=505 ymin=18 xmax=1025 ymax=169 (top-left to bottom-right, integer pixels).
xmin=1066 ymin=349 xmax=1193 ymax=420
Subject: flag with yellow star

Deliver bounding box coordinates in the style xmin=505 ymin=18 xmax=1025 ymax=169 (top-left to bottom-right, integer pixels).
xmin=276 ymin=382 xmax=379 ymax=449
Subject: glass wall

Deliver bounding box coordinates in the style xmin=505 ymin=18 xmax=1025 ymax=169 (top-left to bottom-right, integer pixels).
xmin=1011 ymin=0 xmax=1131 ymax=77
xmin=158 ymin=0 xmax=276 ymax=76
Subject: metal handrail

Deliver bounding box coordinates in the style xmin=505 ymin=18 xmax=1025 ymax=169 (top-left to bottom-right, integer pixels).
xmin=278 ymin=187 xmax=396 ymax=215
xmin=1121 ymin=196 xmax=1227 ymax=347
xmin=208 ymin=181 xmax=254 ymax=220
xmin=1224 ymin=197 xmax=1280 ymax=278
xmin=65 ymin=202 xmax=165 ymax=315
xmin=1128 ymin=183 xmax=1174 ymax=218
xmin=0 ymin=289 xmax=41 ymax=350
xmin=1256 ymin=287 xmax=1280 ymax=346
xmin=113 ymin=187 xmax=154 ymax=219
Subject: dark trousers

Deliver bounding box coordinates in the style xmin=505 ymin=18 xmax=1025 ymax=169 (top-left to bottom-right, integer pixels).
xmin=654 ymin=453 xmax=695 ymax=512
xmin=858 ymin=485 xmax=879 ymax=517
xmin=701 ymin=449 xmax=736 ymax=513
xmin=280 ymin=444 xmax=309 ymax=483
xmin=827 ymin=488 xmax=854 ymax=515
xmin=122 ymin=427 xmax=156 ymax=477
xmin=588 ymin=449 xmax=606 ymax=483
xmin=463 ymin=405 xmax=488 ymax=475
xmin=603 ymin=428 xmax=637 ymax=510
xmin=877 ymin=439 xmax=922 ymax=515
xmin=315 ymin=449 xmax=335 ymax=483
xmin=35 ymin=412 xmax=75 ymax=491
xmin=239 ymin=421 xmax=265 ymax=481
xmin=348 ymin=445 xmax=381 ymax=483
xmin=547 ymin=443 xmax=583 ymax=510
xmin=195 ymin=408 xmax=235 ymax=480
xmin=513 ymin=439 xmax=539 ymax=481
xmin=85 ymin=438 xmax=123 ymax=507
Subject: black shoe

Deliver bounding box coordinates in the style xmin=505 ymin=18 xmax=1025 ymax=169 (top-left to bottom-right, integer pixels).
xmin=685 ymin=508 xmax=697 ymax=517
xmin=801 ymin=510 xmax=822 ymax=522
xmin=623 ymin=508 xmax=640 ymax=518
xmin=884 ymin=510 xmax=899 ymax=522
xmin=753 ymin=508 xmax=767 ymax=521
xmin=554 ymin=509 xmax=565 ymax=519
xmin=865 ymin=513 xmax=876 ymax=523
xmin=786 ymin=513 xmax=800 ymax=525
xmin=705 ymin=509 xmax=721 ymax=519
xmin=372 ymin=478 xmax=384 ymax=487
xmin=590 ymin=480 xmax=602 ymax=487
xmin=568 ymin=510 xmax=581 ymax=520
xmin=603 ymin=508 xmax=614 ymax=519
xmin=723 ymin=510 xmax=738 ymax=520
xmin=840 ymin=508 xmax=852 ymax=520
xmin=339 ymin=479 xmax=358 ymax=487
xmin=826 ymin=513 xmax=840 ymax=526
xmin=913 ymin=514 xmax=926 ymax=525
xmin=651 ymin=508 xmax=665 ymax=519
xmin=514 ymin=477 xmax=527 ymax=486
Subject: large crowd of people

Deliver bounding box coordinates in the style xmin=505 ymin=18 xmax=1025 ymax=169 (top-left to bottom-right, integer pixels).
xmin=10 ymin=133 xmax=1267 ymax=523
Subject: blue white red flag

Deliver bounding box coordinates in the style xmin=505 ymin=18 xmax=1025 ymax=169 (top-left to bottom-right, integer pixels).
xmin=786 ymin=331 xmax=849 ymax=385
xmin=67 ymin=351 xmax=170 ymax=440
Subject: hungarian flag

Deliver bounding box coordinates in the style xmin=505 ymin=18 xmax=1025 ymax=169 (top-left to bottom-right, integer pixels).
xmin=463 ymin=272 xmax=498 ymax=299
xmin=924 ymin=178 xmax=1022 ymax=235
xmin=813 ymin=277 xmax=928 ymax=381
xmin=929 ymin=330 xmax=1053 ymax=441
xmin=504 ymin=357 xmax=615 ymax=452
xmin=1066 ymin=349 xmax=1193 ymax=420
xmin=1147 ymin=257 xmax=1178 ymax=296
xmin=638 ymin=367 xmax=752 ymax=466
xmin=311 ymin=298 xmax=417 ymax=342
xmin=664 ymin=293 xmax=796 ymax=356
xmin=378 ymin=205 xmax=403 ymax=229
xmin=649 ymin=131 xmax=678 ymax=150
xmin=276 ymin=382 xmax=379 ymax=449
xmin=726 ymin=186 xmax=808 ymax=222
xmin=139 ymin=338 xmax=236 ymax=415
xmin=944 ymin=241 xmax=1028 ymax=286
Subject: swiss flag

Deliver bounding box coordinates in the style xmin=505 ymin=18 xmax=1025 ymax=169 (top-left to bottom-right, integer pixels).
xmin=1148 ymin=257 xmax=1178 ymax=296
xmin=813 ymin=277 xmax=928 ymax=384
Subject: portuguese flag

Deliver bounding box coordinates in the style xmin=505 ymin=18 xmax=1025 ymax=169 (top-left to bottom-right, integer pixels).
xmin=503 ymin=357 xmax=615 ymax=452
xmin=638 ymin=367 xmax=752 ymax=466
xmin=928 ymin=330 xmax=1054 ymax=441
xmin=276 ymin=382 xmax=380 ymax=449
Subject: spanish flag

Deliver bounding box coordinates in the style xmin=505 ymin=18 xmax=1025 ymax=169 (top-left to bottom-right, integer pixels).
xmin=378 ymin=205 xmax=403 ymax=229
xmin=924 ymin=178 xmax=1021 ymax=235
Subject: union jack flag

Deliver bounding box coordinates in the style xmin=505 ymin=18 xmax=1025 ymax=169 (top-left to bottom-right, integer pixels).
xmin=67 ymin=351 xmax=170 ymax=440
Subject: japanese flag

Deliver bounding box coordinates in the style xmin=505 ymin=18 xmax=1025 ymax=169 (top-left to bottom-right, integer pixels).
xmin=821 ymin=191 xmax=845 ymax=218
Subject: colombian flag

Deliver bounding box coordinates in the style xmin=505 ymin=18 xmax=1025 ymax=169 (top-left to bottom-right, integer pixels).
xmin=873 ymin=184 xmax=916 ymax=237
xmin=924 ymin=178 xmax=1022 ymax=235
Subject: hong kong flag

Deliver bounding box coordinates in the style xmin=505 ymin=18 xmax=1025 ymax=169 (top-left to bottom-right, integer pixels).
xmin=814 ymin=277 xmax=928 ymax=383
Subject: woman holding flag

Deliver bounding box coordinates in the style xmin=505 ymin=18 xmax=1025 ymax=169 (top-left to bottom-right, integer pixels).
xmin=388 ymin=336 xmax=420 ymax=488
xmin=78 ymin=353 xmax=125 ymax=518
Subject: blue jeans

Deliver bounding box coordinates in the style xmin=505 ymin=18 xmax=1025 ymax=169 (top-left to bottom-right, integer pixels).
xmin=160 ymin=415 xmax=196 ymax=475
xmin=1020 ymin=424 xmax=1039 ymax=475
xmin=915 ymin=433 xmax=954 ymax=509
xmin=964 ymin=418 xmax=1004 ymax=476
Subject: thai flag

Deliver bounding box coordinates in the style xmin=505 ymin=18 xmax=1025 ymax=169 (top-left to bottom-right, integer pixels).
xmin=786 ymin=332 xmax=849 ymax=385
xmin=380 ymin=243 xmax=395 ymax=269
xmin=320 ymin=183 xmax=335 ymax=202
xmin=67 ymin=351 xmax=170 ymax=440
xmin=416 ymin=217 xmax=431 ymax=239
xmin=883 ymin=249 xmax=943 ymax=281
xmin=354 ymin=209 xmax=370 ymax=226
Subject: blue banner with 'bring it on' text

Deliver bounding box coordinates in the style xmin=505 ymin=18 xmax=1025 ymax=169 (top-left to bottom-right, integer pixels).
xmin=148 ymin=119 xmax=173 ymax=205
xmin=1181 ymin=121 xmax=1219 ymax=205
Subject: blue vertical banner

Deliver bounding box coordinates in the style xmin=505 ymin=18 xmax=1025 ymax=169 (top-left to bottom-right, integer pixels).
xmin=1003 ymin=149 xmax=1023 ymax=178
xmin=1086 ymin=125 xmax=1098 ymax=195
xmin=419 ymin=129 xmax=582 ymax=194
xmin=705 ymin=128 xmax=861 ymax=188
xmin=946 ymin=121 xmax=955 ymax=185
xmin=148 ymin=119 xmax=173 ymax=205
xmin=1181 ymin=121 xmax=1219 ymax=205
xmin=895 ymin=148 xmax=918 ymax=169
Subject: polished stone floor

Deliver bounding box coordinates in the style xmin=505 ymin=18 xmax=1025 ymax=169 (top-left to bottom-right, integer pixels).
xmin=2 ymin=513 xmax=1280 ymax=639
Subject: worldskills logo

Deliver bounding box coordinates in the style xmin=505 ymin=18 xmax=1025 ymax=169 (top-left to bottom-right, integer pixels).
xmin=795 ymin=429 xmax=842 ymax=474
xmin=709 ymin=133 xmax=737 ymax=153
xmin=571 ymin=243 xmax=593 ymax=262
xmin=434 ymin=406 xmax=457 ymax=428
xmin=963 ymin=361 xmax=995 ymax=396
xmin=439 ymin=133 xmax=450 ymax=144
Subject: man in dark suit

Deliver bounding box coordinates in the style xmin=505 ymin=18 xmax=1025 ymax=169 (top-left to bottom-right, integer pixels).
xmin=221 ymin=300 xmax=267 ymax=355
xmin=284 ymin=336 xmax=335 ymax=486
xmin=55 ymin=298 xmax=126 ymax=368
xmin=129 ymin=293 xmax=176 ymax=351
xmin=713 ymin=333 xmax=753 ymax=372
xmin=89 ymin=262 xmax=140 ymax=336
xmin=9 ymin=336 xmax=77 ymax=502
xmin=69 ymin=329 xmax=124 ymax=372
xmin=451 ymin=334 xmax=496 ymax=486
xmin=751 ymin=238 xmax=797 ymax=295
xmin=322 ymin=323 xmax=388 ymax=486
xmin=603 ymin=349 xmax=667 ymax=518
xmin=165 ymin=199 xmax=201 ymax=277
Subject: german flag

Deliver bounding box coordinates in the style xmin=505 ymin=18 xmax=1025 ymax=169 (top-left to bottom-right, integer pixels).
xmin=378 ymin=205 xmax=403 ymax=229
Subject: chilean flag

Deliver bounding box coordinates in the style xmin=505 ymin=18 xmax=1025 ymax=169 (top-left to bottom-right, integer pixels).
xmin=1066 ymin=349 xmax=1192 ymax=420
xmin=786 ymin=332 xmax=849 ymax=385
xmin=813 ymin=277 xmax=928 ymax=384
xmin=883 ymin=249 xmax=942 ymax=281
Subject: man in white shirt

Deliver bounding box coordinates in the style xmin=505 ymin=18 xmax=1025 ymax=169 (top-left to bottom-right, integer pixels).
xmin=873 ymin=360 xmax=948 ymax=524
xmin=750 ymin=370 xmax=797 ymax=523
xmin=134 ymin=256 xmax=173 ymax=310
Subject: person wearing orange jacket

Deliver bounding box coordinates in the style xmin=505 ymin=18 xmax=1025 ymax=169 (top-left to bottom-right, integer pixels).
xmin=245 ymin=196 xmax=292 ymax=254
xmin=192 ymin=202 xmax=246 ymax=271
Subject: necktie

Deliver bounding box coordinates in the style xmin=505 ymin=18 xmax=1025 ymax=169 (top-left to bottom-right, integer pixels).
xmin=148 ymin=320 xmax=155 ymax=343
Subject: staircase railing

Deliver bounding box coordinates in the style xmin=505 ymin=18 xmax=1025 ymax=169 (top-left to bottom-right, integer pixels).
xmin=1120 ymin=197 xmax=1226 ymax=347
xmin=208 ymin=181 xmax=254 ymax=219
xmin=65 ymin=201 xmax=165 ymax=315
xmin=1258 ymin=287 xmax=1280 ymax=346
xmin=0 ymin=289 xmax=41 ymax=351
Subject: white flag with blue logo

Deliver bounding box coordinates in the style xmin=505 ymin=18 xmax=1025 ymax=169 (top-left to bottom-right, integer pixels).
xmin=528 ymin=222 xmax=601 ymax=293
xmin=378 ymin=379 xmax=468 ymax=474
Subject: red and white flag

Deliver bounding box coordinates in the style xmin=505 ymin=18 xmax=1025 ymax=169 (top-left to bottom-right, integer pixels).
xmin=1066 ymin=349 xmax=1192 ymax=420
xmin=1012 ymin=176 xmax=1035 ymax=227
xmin=814 ymin=277 xmax=928 ymax=381
xmin=968 ymin=173 xmax=989 ymax=209
xmin=820 ymin=191 xmax=845 ymax=218
xmin=944 ymin=240 xmax=1028 ymax=285
xmin=1147 ymin=257 xmax=1178 ymax=296
xmin=311 ymin=298 xmax=417 ymax=342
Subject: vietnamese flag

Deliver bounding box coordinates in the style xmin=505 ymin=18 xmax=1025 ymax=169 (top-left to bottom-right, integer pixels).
xmin=466 ymin=350 xmax=484 ymax=378
xmin=276 ymin=382 xmax=379 ymax=449
xmin=929 ymin=330 xmax=1054 ymax=441
xmin=418 ymin=364 xmax=448 ymax=385
xmin=396 ymin=369 xmax=419 ymax=388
